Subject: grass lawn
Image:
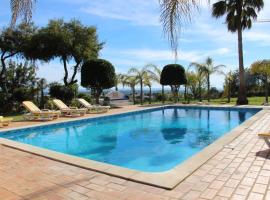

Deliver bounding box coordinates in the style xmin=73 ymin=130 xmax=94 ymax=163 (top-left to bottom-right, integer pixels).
xmin=6 ymin=114 xmax=24 ymax=122
xmin=151 ymin=96 xmax=266 ymax=106
xmin=209 ymin=96 xmax=266 ymax=106
xmin=5 ymin=96 xmax=266 ymax=121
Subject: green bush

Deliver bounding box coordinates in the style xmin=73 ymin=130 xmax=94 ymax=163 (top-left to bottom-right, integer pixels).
xmin=77 ymin=93 xmax=92 ymax=103
xmin=0 ymin=61 xmax=38 ymax=114
xmin=81 ymin=59 xmax=116 ymax=104
xmin=160 ymin=64 xmax=187 ymax=102
xmin=103 ymin=97 xmax=110 ymax=106
xmin=0 ymin=93 xmax=13 ymax=114
xmin=49 ymin=82 xmax=78 ymax=104
xmin=155 ymin=93 xmax=168 ymax=102
xmin=209 ymin=87 xmax=221 ymax=99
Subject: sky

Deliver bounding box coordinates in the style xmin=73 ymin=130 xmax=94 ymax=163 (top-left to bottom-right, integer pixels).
xmin=1 ymin=0 xmax=270 ymax=89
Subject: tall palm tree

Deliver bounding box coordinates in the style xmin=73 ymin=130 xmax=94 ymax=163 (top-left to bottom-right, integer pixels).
xmin=222 ymin=71 xmax=233 ymax=103
xmin=122 ymin=75 xmax=139 ymax=105
xmin=10 ymin=0 xmax=36 ymax=26
xmin=115 ymin=73 xmax=125 ymax=91
xmin=189 ymin=62 xmax=205 ymax=102
xmin=195 ymin=57 xmax=225 ymax=102
xmin=185 ymin=71 xmax=200 ymax=101
xmin=184 ymin=66 xmax=195 ymax=102
xmin=128 ymin=66 xmax=148 ymax=105
xmin=144 ymin=64 xmax=165 ymax=103
xmin=143 ymin=74 xmax=153 ymax=104
xmin=212 ymin=0 xmax=264 ymax=105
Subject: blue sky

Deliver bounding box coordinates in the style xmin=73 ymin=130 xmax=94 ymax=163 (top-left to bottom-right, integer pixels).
xmin=1 ymin=0 xmax=270 ymax=89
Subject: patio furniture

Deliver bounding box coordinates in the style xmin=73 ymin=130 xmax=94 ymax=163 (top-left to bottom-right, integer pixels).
xmin=77 ymin=98 xmax=110 ymax=114
xmin=52 ymin=99 xmax=86 ymax=117
xmin=0 ymin=116 xmax=13 ymax=127
xmin=258 ymin=133 xmax=270 ymax=147
xmin=22 ymin=101 xmax=60 ymax=121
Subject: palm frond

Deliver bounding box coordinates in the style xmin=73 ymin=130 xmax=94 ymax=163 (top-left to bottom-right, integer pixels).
xmin=160 ymin=0 xmax=200 ymax=56
xmin=128 ymin=67 xmax=140 ymax=74
xmin=11 ymin=0 xmax=36 ymax=26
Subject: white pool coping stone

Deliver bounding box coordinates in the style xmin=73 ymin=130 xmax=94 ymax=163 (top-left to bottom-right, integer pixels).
xmin=0 ymin=104 xmax=267 ymax=189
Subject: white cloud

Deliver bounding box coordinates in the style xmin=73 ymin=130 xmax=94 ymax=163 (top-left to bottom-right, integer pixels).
xmin=244 ymin=30 xmax=270 ymax=46
xmin=101 ymin=47 xmax=231 ymax=68
xmin=257 ymin=1 xmax=270 ymax=20
xmin=80 ymin=0 xmax=160 ymax=26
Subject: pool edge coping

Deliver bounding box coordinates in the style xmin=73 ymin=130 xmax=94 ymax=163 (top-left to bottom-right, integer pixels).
xmin=0 ymin=104 xmax=267 ymax=190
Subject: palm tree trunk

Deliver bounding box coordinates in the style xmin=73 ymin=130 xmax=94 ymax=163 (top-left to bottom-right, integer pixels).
xmin=228 ymin=81 xmax=231 ymax=103
xmin=265 ymin=76 xmax=268 ymax=104
xmin=184 ymin=85 xmax=187 ymax=101
xmin=140 ymin=79 xmax=143 ymax=105
xmin=149 ymin=86 xmax=152 ymax=104
xmin=177 ymin=86 xmax=180 ymax=102
xmin=207 ymin=74 xmax=210 ymax=102
xmin=162 ymin=85 xmax=165 ymax=104
xmin=132 ymin=86 xmax=135 ymax=105
xmin=41 ymin=88 xmax=44 ymax=108
xmin=199 ymin=81 xmax=202 ymax=102
xmin=236 ymin=5 xmax=248 ymax=105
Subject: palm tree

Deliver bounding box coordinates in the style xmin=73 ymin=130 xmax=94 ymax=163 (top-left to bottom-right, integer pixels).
xmin=128 ymin=66 xmax=148 ymax=105
xmin=189 ymin=62 xmax=205 ymax=102
xmin=115 ymin=73 xmax=125 ymax=91
xmin=144 ymin=64 xmax=165 ymax=103
xmin=186 ymin=71 xmax=200 ymax=101
xmin=212 ymin=0 xmax=264 ymax=105
xmin=10 ymin=0 xmax=36 ymax=26
xmin=122 ymin=75 xmax=139 ymax=105
xmin=143 ymin=72 xmax=158 ymax=104
xmin=195 ymin=57 xmax=225 ymax=102
xmin=222 ymin=71 xmax=233 ymax=103
xmin=184 ymin=66 xmax=195 ymax=102
xmin=143 ymin=75 xmax=153 ymax=104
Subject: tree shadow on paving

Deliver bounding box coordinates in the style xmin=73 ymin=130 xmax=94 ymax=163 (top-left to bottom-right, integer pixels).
xmin=22 ymin=177 xmax=92 ymax=199
xmin=255 ymin=149 xmax=270 ymax=159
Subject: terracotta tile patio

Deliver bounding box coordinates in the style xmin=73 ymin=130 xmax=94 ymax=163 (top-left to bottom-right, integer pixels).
xmin=1 ymin=107 xmax=270 ymax=199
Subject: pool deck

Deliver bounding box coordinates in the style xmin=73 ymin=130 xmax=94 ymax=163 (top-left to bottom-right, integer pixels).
xmin=1 ymin=104 xmax=270 ymax=199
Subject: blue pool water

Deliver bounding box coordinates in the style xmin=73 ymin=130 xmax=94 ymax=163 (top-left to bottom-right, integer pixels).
xmin=0 ymin=107 xmax=260 ymax=172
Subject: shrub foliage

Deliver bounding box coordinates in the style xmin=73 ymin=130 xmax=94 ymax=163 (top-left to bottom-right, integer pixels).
xmin=81 ymin=59 xmax=116 ymax=103
xmin=160 ymin=64 xmax=187 ymax=102
xmin=49 ymin=83 xmax=78 ymax=104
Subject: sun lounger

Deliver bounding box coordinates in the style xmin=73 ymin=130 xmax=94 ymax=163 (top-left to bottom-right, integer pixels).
xmin=0 ymin=116 xmax=13 ymax=127
xmin=77 ymin=98 xmax=110 ymax=114
xmin=52 ymin=99 xmax=86 ymax=117
xmin=258 ymin=133 xmax=270 ymax=147
xmin=22 ymin=101 xmax=60 ymax=121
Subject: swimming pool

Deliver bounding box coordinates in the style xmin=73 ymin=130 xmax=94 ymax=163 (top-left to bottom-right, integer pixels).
xmin=0 ymin=106 xmax=260 ymax=172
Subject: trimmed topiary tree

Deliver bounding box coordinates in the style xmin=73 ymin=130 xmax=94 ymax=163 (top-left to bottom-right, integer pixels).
xmin=160 ymin=64 xmax=187 ymax=102
xmin=81 ymin=59 xmax=116 ymax=104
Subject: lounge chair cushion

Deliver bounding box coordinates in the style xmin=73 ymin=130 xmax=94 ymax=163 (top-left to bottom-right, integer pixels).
xmin=258 ymin=133 xmax=270 ymax=137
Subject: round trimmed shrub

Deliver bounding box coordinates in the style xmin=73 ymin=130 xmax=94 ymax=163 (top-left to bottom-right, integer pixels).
xmin=81 ymin=59 xmax=116 ymax=103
